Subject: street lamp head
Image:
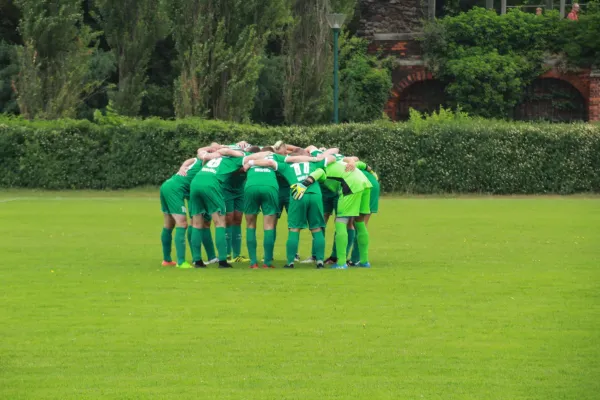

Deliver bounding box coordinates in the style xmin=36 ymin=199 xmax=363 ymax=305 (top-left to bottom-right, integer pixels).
xmin=326 ymin=13 xmax=346 ymax=30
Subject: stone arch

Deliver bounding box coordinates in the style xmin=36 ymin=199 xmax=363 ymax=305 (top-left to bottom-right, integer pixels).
xmin=385 ymin=70 xmax=445 ymax=121
xmin=515 ymin=77 xmax=587 ymax=122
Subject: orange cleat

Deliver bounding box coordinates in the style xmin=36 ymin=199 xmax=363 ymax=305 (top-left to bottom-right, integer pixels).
xmin=249 ymin=264 xmax=259 ymax=269
xmin=162 ymin=261 xmax=177 ymax=267
xmin=262 ymin=264 xmax=275 ymax=269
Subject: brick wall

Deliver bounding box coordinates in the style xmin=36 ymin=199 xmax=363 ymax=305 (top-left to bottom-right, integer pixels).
xmin=357 ymin=0 xmax=425 ymax=38
xmin=590 ymin=71 xmax=600 ymax=122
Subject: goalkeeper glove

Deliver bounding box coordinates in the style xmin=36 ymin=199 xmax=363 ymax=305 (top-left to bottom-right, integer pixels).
xmin=291 ymin=183 xmax=307 ymax=200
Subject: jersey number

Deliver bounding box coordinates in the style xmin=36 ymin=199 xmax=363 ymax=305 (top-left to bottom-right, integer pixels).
xmin=292 ymin=163 xmax=309 ymax=176
xmin=206 ymin=158 xmax=223 ymax=168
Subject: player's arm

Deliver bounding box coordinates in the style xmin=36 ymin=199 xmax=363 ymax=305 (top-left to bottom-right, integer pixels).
xmin=290 ymin=169 xmax=327 ymax=200
xmin=218 ymin=147 xmax=245 ymax=157
xmin=245 ymin=159 xmax=277 ymax=169
xmin=322 ymin=147 xmax=340 ymax=157
xmin=285 ymin=155 xmax=319 ymax=163
xmin=244 ymin=151 xmax=273 ymax=161
xmin=201 ymin=151 xmax=222 ymax=162
xmin=176 ymin=158 xmax=197 ymax=176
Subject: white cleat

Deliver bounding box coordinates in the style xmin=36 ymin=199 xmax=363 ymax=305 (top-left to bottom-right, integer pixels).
xmin=300 ymin=256 xmax=316 ymax=264
xmin=205 ymin=258 xmax=219 ymax=265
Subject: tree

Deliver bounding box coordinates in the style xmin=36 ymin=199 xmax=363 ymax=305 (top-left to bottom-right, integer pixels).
xmin=14 ymin=0 xmax=103 ymax=119
xmin=94 ymin=0 xmax=169 ymax=116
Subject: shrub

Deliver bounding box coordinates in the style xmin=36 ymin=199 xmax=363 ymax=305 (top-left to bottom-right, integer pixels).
xmin=0 ymin=116 xmax=598 ymax=194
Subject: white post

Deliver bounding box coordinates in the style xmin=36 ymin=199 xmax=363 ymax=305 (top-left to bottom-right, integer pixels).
xmin=486 ymin=0 xmax=494 ymax=10
xmin=560 ymin=0 xmax=566 ymax=17
xmin=501 ymin=0 xmax=507 ymax=14
xmin=428 ymin=0 xmax=436 ymax=19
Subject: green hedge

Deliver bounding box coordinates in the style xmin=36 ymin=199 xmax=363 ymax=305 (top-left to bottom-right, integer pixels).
xmin=1 ymin=117 xmax=599 ymax=194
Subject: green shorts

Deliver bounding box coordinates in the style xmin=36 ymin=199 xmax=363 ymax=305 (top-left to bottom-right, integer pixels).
xmin=277 ymin=195 xmax=290 ymax=218
xmin=244 ymin=186 xmax=279 ymax=216
xmin=320 ymin=185 xmax=338 ymax=215
xmin=370 ymin=180 xmax=380 ymax=214
xmin=189 ymin=183 xmax=226 ymax=217
xmin=224 ymin=190 xmax=244 ymax=214
xmin=160 ymin=180 xmax=187 ymax=215
xmin=288 ymin=193 xmax=325 ymax=230
xmin=185 ymin=198 xmax=212 ymax=221
xmin=337 ymin=188 xmax=371 ymax=218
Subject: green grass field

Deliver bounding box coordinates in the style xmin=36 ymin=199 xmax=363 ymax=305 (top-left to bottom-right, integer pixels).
xmin=1 ymin=190 xmax=599 ymax=399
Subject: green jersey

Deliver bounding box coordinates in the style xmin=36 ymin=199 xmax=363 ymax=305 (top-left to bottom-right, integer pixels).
xmin=320 ymin=161 xmax=372 ymax=195
xmin=276 ymin=160 xmax=327 ymax=195
xmin=310 ymin=150 xmax=344 ymax=196
xmin=271 ymin=154 xmax=290 ymax=197
xmin=165 ymin=157 xmax=203 ymax=196
xmin=245 ymin=154 xmax=279 ymax=190
xmin=193 ymin=155 xmax=245 ymax=188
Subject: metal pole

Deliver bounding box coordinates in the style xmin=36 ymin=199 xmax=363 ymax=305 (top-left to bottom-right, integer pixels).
xmin=501 ymin=0 xmax=507 ymax=14
xmin=333 ymin=27 xmax=340 ymax=124
xmin=560 ymin=0 xmax=566 ymax=17
xmin=486 ymin=0 xmax=494 ymax=10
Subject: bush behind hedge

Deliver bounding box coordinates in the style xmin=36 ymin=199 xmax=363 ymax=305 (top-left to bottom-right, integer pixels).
xmin=0 ymin=116 xmax=599 ymax=194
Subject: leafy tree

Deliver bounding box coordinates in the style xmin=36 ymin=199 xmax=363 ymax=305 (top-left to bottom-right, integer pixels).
xmin=14 ymin=0 xmax=104 ymax=119
xmin=0 ymin=41 xmax=18 ymax=113
xmin=338 ymin=35 xmax=392 ymax=122
xmin=94 ymin=0 xmax=169 ymax=116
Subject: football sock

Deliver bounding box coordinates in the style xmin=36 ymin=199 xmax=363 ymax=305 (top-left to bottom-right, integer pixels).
xmin=334 ymin=222 xmax=348 ymax=263
xmin=330 ymin=232 xmax=337 ymax=258
xmin=273 ymin=225 xmax=277 ymax=245
xmin=191 ymin=227 xmax=203 ymax=262
xmin=200 ymin=228 xmax=216 ymax=260
xmin=186 ymin=226 xmax=193 ymax=249
xmin=232 ymin=225 xmax=242 ymax=257
xmin=216 ymin=227 xmax=228 ymax=261
xmin=246 ymin=228 xmax=257 ymax=265
xmin=311 ymin=230 xmax=325 ymax=261
xmin=161 ymin=227 xmax=173 ymax=262
xmin=351 ymin=235 xmax=360 ymax=263
xmin=355 ymin=221 xmax=370 ymax=264
xmin=264 ymin=229 xmax=275 ymax=265
xmin=346 ymin=229 xmax=356 ymax=257
xmin=286 ymin=231 xmax=300 ymax=265
xmin=174 ymin=227 xmax=187 ymax=265
xmin=226 ymin=226 xmax=233 ymax=257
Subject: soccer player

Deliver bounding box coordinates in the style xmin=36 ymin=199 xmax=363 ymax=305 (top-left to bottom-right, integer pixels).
xmin=249 ymin=149 xmax=329 ymax=269
xmin=348 ymin=167 xmax=379 ymax=266
xmin=242 ymin=149 xmax=279 ymax=269
xmin=189 ymin=147 xmax=247 ymax=268
xmin=224 ymin=143 xmax=250 ymax=263
xmin=291 ymin=156 xmax=373 ymax=269
xmin=160 ymin=147 xmax=214 ymax=269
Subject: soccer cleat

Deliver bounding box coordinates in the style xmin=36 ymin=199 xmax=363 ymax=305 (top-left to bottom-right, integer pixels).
xmin=206 ymin=258 xmax=219 ymax=265
xmin=177 ymin=261 xmax=194 ymax=269
xmin=316 ymin=262 xmax=324 ymax=269
xmin=218 ymin=260 xmax=233 ymax=268
xmin=162 ymin=261 xmax=177 ymax=267
xmin=294 ymin=253 xmax=302 ymax=262
xmin=193 ymin=260 xmax=206 ymax=268
xmin=227 ymin=255 xmax=232 ymax=261
xmin=358 ymin=262 xmax=371 ymax=268
xmin=324 ymin=256 xmax=337 ymax=265
xmin=300 ymin=256 xmax=316 ymax=264
xmin=249 ymin=263 xmax=259 ymax=269
xmin=263 ymin=264 xmax=275 ymax=269
xmin=233 ymin=255 xmax=251 ymax=263
xmin=283 ymin=263 xmax=295 ymax=269
xmin=330 ymin=263 xmax=348 ymax=270
xmin=347 ymin=261 xmax=359 ymax=267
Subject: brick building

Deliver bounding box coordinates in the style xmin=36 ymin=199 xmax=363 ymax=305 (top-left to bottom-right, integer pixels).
xmin=357 ymin=0 xmax=600 ymax=122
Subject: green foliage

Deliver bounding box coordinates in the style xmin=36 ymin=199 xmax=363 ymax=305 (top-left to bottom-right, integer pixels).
xmin=1 ymin=116 xmax=598 ymax=194
xmin=338 ymin=36 xmax=393 ymax=123
xmin=0 ymin=41 xmax=18 ymax=114
xmin=94 ymin=0 xmax=169 ymax=116
xmin=13 ymin=0 xmax=105 ymax=119
xmin=420 ymin=7 xmax=599 ymax=119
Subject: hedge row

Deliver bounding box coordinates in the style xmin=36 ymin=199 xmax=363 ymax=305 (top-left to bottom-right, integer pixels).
xmin=1 ymin=117 xmax=599 ymax=194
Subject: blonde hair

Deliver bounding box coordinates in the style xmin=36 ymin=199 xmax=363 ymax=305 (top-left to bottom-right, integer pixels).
xmin=273 ymin=140 xmax=285 ymax=151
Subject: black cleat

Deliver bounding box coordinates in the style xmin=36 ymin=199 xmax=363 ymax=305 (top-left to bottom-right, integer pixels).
xmin=193 ymin=260 xmax=206 ymax=268
xmin=347 ymin=260 xmax=358 ymax=267
xmin=316 ymin=262 xmax=324 ymax=269
xmin=324 ymin=256 xmax=337 ymax=265
xmin=218 ymin=261 xmax=233 ymax=268
xmin=283 ymin=263 xmax=295 ymax=269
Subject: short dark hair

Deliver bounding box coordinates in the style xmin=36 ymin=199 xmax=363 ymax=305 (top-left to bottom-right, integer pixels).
xmin=262 ymin=146 xmax=274 ymax=152
xmin=291 ymin=148 xmax=306 ymax=156
xmin=247 ymin=146 xmax=261 ymax=153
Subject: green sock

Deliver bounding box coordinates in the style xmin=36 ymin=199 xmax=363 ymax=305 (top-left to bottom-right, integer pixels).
xmin=286 ymin=231 xmax=300 ymax=265
xmin=226 ymin=226 xmax=233 ymax=257
xmin=232 ymin=225 xmax=242 ymax=257
xmin=201 ymin=228 xmax=216 ymax=260
xmin=351 ymin=235 xmax=360 ymax=263
xmin=174 ymin=227 xmax=187 ymax=265
xmin=161 ymin=227 xmax=173 ymax=262
xmin=330 ymin=232 xmax=337 ymax=258
xmin=273 ymin=224 xmax=277 ymax=245
xmin=355 ymin=221 xmax=370 ymax=264
xmin=187 ymin=226 xmax=193 ymax=249
xmin=191 ymin=227 xmax=203 ymax=262
xmin=346 ymin=229 xmax=356 ymax=258
xmin=264 ymin=229 xmax=275 ymax=265
xmin=216 ymin=227 xmax=228 ymax=261
xmin=311 ymin=230 xmax=325 ymax=262
xmin=247 ymin=228 xmax=257 ymax=265
xmin=334 ymin=222 xmax=348 ymax=264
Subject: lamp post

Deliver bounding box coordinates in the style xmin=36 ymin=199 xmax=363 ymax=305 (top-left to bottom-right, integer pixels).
xmin=326 ymin=13 xmax=345 ymax=124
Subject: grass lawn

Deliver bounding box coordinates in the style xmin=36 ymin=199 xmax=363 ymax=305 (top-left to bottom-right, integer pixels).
xmin=1 ymin=190 xmax=599 ymax=399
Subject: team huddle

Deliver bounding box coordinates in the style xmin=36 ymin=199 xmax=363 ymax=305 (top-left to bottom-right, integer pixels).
xmin=159 ymin=140 xmax=380 ymax=270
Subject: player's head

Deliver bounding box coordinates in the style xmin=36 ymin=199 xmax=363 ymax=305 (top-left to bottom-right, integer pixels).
xmin=273 ymin=140 xmax=287 ymax=155
xmin=291 ymin=148 xmax=308 ymax=156
xmin=246 ymin=146 xmax=261 ymax=153
xmin=262 ymin=146 xmax=274 ymax=152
